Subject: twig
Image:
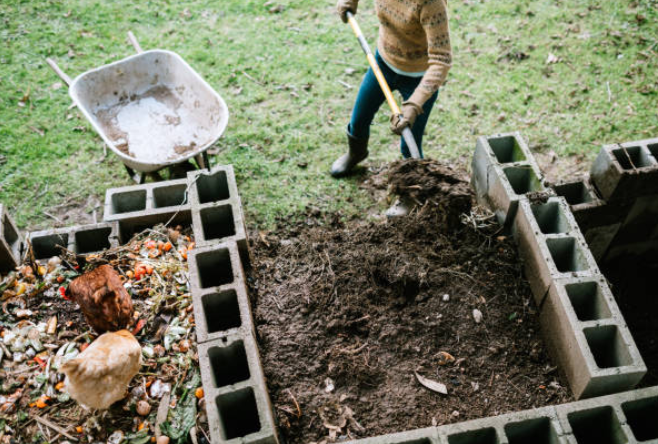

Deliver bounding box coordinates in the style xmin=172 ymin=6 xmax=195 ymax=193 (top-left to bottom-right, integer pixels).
xmin=43 ymin=212 xmax=63 ymax=224
xmin=163 ymin=175 xmax=200 ymax=228
xmin=286 ymin=389 xmax=302 ymax=418
xmin=242 ymin=71 xmax=265 ymax=86
xmin=33 ymin=416 xmax=78 ymax=441
xmin=606 ymin=81 xmax=612 ymax=102
xmin=337 ymin=80 xmax=354 ymax=89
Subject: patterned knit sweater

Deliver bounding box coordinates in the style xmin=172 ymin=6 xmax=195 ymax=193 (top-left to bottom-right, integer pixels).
xmin=375 ymin=0 xmax=452 ymax=106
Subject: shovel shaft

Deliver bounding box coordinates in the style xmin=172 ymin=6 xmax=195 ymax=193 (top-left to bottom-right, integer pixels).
xmin=346 ymin=12 xmax=421 ymax=159
xmin=402 ymin=127 xmax=421 ymax=159
xmin=347 ymin=13 xmax=400 ymax=116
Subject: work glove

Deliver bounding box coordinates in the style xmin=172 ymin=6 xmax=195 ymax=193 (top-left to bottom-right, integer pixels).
xmin=390 ymin=101 xmax=424 ymax=135
xmin=336 ymin=0 xmax=358 ymax=23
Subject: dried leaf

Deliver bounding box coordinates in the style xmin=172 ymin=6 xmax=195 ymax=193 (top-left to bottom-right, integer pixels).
xmin=415 ymin=371 xmax=448 ymax=395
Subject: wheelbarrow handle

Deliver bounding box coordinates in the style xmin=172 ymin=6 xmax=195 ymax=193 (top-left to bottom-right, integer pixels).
xmin=46 ymin=58 xmax=72 ymax=86
xmin=127 ymin=31 xmax=143 ymax=53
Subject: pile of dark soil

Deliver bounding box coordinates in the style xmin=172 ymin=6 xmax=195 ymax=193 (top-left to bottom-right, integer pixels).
xmin=604 ymin=255 xmax=658 ymax=387
xmin=248 ymin=160 xmax=570 ymax=444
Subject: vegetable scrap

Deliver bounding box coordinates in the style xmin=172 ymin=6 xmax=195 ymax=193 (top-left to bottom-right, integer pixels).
xmin=0 ymin=225 xmax=209 ymax=443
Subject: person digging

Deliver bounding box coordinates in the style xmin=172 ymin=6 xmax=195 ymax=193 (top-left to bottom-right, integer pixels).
xmin=331 ymin=0 xmax=452 ymax=217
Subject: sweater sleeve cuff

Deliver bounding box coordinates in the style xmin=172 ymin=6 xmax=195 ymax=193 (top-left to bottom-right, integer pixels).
xmin=408 ymin=87 xmax=435 ymax=109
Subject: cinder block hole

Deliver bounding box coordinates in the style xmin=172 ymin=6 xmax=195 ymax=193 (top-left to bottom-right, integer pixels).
xmin=202 ymin=289 xmax=242 ymax=333
xmin=31 ymin=233 xmax=68 ymax=259
xmin=505 ymin=417 xmax=560 ymax=444
xmin=648 ymin=143 xmax=658 ymax=162
xmin=531 ymin=202 xmax=570 ymax=234
xmin=503 ymin=166 xmax=543 ymax=195
xmin=567 ymin=406 xmax=627 ymax=444
xmin=196 ymin=170 xmax=230 ymax=203
xmin=195 ymin=248 xmax=234 ymax=288
xmin=565 ymin=281 xmax=612 ymax=321
xmin=111 ymin=190 xmax=147 ymax=214
xmin=200 ymin=205 xmax=236 ymax=241
xmin=208 ymin=340 xmax=250 ymax=387
xmin=447 ymin=427 xmax=498 ymax=444
xmin=622 ymin=396 xmax=658 ymax=441
xmin=153 ymin=184 xmax=188 ymax=208
xmin=584 ymin=325 xmax=633 ymax=369
xmin=74 ymin=227 xmax=112 ymax=254
xmin=546 ymin=237 xmax=589 ymax=272
xmin=2 ymin=214 xmax=20 ymax=256
xmin=216 ymin=387 xmax=261 ymax=439
xmin=612 ymin=146 xmax=654 ymax=170
xmin=488 ymin=135 xmax=527 ymax=163
xmin=554 ymin=181 xmax=595 ymax=205
xmin=118 ymin=213 xmax=192 ymax=242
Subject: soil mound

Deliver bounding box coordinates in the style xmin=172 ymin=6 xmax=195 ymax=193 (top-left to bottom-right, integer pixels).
xmin=248 ymin=160 xmax=570 ymax=444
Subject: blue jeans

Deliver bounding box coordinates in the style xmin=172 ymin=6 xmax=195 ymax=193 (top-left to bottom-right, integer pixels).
xmin=348 ymin=51 xmax=439 ymax=159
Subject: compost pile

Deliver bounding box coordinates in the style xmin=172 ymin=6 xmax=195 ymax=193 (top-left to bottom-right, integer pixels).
xmin=0 ymin=226 xmax=209 ymax=444
xmin=249 ymin=160 xmax=571 ymax=444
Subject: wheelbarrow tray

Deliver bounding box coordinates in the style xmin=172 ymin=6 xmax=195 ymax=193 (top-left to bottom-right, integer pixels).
xmin=68 ymin=49 xmax=228 ymax=173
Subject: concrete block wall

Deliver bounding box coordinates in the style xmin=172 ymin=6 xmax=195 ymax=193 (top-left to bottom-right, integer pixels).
xmin=551 ymin=137 xmax=658 ymax=263
xmin=471 ymin=132 xmax=548 ymax=228
xmin=0 ymin=204 xmax=23 ymax=273
xmin=190 ymin=241 xmax=278 ymax=444
xmin=343 ymin=386 xmax=658 ymax=444
xmin=103 ymin=165 xmax=248 ymax=263
xmin=512 ymin=195 xmax=645 ymax=399
xmin=26 ymin=222 xmax=119 ymax=260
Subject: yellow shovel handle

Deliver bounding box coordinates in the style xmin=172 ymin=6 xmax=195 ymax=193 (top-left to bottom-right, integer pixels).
xmin=346 ymin=13 xmax=400 ymax=115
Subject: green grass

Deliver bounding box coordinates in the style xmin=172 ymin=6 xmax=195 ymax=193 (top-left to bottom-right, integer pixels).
xmin=1 ymin=0 xmax=657 ymax=230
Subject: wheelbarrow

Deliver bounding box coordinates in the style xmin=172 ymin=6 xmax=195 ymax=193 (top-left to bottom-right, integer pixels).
xmin=47 ymin=32 xmax=229 ymax=183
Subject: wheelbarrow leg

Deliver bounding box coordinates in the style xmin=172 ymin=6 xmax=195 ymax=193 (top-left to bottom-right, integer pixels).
xmin=124 ymin=164 xmax=146 ymax=184
xmin=195 ymin=152 xmax=211 ymax=170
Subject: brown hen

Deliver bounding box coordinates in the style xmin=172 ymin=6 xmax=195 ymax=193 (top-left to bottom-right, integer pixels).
xmin=66 ymin=264 xmax=133 ymax=333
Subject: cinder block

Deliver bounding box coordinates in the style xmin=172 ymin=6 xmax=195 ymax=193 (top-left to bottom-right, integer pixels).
xmin=617 ymin=387 xmax=658 ymax=442
xmin=103 ymin=179 xmax=192 ymax=242
xmin=551 ymin=179 xmax=633 ymax=261
xmin=556 ymin=387 xmax=658 ymax=443
xmin=192 ymin=200 xmax=249 ymax=265
xmin=553 ymin=179 xmax=608 ymax=229
xmin=198 ymin=334 xmax=279 ymax=444
xmin=540 ymin=276 xmax=645 ymax=400
xmin=188 ymin=241 xmax=246 ymax=295
xmin=590 ymin=139 xmax=658 ymax=202
xmin=26 ymin=228 xmax=71 ymax=260
xmin=348 ymin=427 xmax=440 ymax=444
xmin=27 ymin=222 xmax=119 ymax=260
xmin=471 ymin=133 xmax=546 ymax=227
xmin=0 ymin=204 xmax=23 ymax=273
xmin=187 ymin=164 xmax=239 ymax=207
xmin=70 ymin=222 xmax=120 ymax=255
xmin=192 ymin=274 xmax=256 ymax=344
xmin=438 ymin=406 xmax=565 ymax=444
xmin=513 ymin=196 xmax=598 ymax=304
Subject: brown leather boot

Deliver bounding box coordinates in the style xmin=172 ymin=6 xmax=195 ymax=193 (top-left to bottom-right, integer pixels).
xmin=330 ymin=131 xmax=369 ymax=177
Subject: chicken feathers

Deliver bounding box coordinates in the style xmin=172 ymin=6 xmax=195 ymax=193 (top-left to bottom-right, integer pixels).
xmin=67 ymin=264 xmax=133 ymax=333
xmin=61 ymin=330 xmax=142 ymax=410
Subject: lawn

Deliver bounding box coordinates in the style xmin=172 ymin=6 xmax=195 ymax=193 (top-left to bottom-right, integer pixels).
xmin=1 ymin=0 xmax=656 ymax=230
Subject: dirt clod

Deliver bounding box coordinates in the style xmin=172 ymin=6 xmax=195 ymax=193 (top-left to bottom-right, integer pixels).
xmin=248 ymin=160 xmax=571 ymax=444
